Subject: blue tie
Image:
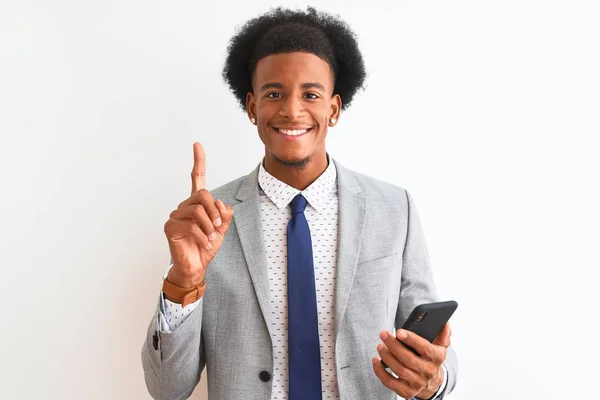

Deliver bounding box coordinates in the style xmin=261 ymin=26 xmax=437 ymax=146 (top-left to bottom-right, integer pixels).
xmin=287 ymin=194 xmax=322 ymax=400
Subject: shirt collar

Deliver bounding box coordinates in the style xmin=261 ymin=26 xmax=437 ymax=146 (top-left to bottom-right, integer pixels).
xmin=258 ymin=156 xmax=338 ymax=213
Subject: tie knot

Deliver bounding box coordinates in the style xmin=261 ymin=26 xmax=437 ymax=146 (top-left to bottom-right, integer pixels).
xmin=290 ymin=194 xmax=308 ymax=215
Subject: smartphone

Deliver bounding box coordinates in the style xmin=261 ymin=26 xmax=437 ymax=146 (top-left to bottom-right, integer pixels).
xmin=381 ymin=300 xmax=458 ymax=367
xmin=402 ymin=300 xmax=458 ymax=345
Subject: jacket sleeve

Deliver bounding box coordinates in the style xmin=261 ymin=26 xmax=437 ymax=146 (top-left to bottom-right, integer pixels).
xmin=395 ymin=189 xmax=459 ymax=398
xmin=141 ymin=294 xmax=206 ymax=400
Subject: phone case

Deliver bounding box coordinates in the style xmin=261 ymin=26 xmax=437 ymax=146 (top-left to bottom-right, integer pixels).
xmin=402 ymin=300 xmax=458 ymax=343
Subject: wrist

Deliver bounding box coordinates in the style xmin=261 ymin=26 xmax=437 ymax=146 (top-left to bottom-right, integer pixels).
xmin=162 ymin=272 xmax=206 ymax=307
xmin=416 ymin=366 xmax=444 ymax=399
xmin=167 ymin=264 xmax=204 ymax=288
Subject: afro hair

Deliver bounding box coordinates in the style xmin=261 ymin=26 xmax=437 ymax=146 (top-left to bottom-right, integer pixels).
xmin=222 ymin=7 xmax=366 ymax=111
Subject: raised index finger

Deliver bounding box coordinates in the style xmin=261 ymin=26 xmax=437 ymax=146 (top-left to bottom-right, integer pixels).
xmin=191 ymin=142 xmax=206 ymax=195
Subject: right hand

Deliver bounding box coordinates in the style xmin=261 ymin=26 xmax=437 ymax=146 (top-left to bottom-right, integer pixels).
xmin=164 ymin=142 xmax=234 ymax=288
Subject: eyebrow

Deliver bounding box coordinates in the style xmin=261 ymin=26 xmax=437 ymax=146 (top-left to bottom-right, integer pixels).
xmin=259 ymin=82 xmax=327 ymax=92
xmin=260 ymin=82 xmax=284 ymax=91
xmin=301 ymin=82 xmax=326 ymax=91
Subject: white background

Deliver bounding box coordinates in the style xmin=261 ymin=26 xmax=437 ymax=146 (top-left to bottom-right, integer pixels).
xmin=1 ymin=0 xmax=599 ymax=399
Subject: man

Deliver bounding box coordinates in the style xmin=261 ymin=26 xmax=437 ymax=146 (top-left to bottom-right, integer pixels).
xmin=142 ymin=7 xmax=458 ymax=400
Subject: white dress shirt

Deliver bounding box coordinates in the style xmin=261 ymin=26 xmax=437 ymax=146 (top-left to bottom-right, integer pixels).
xmin=158 ymin=158 xmax=446 ymax=400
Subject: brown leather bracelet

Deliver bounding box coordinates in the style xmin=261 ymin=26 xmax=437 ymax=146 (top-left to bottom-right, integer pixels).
xmin=162 ymin=277 xmax=206 ymax=307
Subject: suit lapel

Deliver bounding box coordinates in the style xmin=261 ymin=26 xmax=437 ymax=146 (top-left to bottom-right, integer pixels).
xmin=333 ymin=161 xmax=366 ymax=339
xmin=233 ymin=165 xmax=274 ymax=339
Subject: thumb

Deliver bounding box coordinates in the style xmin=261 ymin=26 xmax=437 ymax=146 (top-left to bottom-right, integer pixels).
xmin=215 ymin=200 xmax=234 ymax=235
xmin=433 ymin=323 xmax=451 ymax=348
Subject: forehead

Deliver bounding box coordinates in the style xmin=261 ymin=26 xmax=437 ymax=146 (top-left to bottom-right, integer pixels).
xmin=252 ymin=52 xmax=334 ymax=89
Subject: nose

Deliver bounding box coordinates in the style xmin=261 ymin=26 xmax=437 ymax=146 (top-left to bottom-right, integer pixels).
xmin=278 ymin=95 xmax=305 ymax=120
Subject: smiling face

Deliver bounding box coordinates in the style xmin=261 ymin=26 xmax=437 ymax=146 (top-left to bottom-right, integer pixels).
xmin=246 ymin=52 xmax=341 ymax=170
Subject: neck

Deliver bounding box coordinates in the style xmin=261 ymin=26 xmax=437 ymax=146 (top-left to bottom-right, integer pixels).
xmin=263 ymin=152 xmax=328 ymax=191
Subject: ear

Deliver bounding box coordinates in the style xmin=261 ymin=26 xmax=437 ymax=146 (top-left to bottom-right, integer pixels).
xmin=246 ymin=92 xmax=257 ymax=123
xmin=329 ymin=94 xmax=342 ymax=126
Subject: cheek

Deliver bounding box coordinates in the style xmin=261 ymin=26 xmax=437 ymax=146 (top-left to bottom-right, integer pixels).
xmin=256 ymin=102 xmax=277 ymax=120
xmin=318 ymin=112 xmax=332 ymax=130
xmin=306 ymin=103 xmax=330 ymax=123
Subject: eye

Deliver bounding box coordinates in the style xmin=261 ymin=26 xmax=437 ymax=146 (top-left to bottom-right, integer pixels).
xmin=305 ymin=93 xmax=320 ymax=100
xmin=266 ymin=92 xmax=282 ymax=99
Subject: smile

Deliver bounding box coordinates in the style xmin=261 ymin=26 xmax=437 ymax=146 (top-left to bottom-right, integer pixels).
xmin=273 ymin=127 xmax=313 ymax=137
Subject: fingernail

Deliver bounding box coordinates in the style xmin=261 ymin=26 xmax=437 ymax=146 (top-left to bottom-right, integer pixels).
xmin=209 ymin=232 xmax=217 ymax=241
xmin=397 ymin=329 xmax=407 ymax=339
xmin=379 ymin=331 xmax=388 ymax=340
xmin=377 ymin=343 xmax=384 ymax=352
xmin=214 ymin=218 xmax=222 ymax=227
xmin=206 ymin=242 xmax=212 ymax=250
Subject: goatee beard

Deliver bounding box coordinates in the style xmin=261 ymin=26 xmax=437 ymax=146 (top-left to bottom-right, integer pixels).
xmin=274 ymin=155 xmax=311 ymax=170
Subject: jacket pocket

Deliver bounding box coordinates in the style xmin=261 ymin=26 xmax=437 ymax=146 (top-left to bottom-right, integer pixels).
xmin=355 ymin=253 xmax=399 ymax=275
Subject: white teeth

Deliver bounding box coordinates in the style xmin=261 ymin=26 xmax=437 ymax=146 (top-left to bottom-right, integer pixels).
xmin=278 ymin=128 xmax=308 ymax=136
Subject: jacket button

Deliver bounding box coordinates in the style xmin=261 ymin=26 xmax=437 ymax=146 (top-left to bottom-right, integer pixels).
xmin=259 ymin=371 xmax=271 ymax=382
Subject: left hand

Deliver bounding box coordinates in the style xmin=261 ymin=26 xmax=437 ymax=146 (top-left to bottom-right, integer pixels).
xmin=372 ymin=323 xmax=451 ymax=399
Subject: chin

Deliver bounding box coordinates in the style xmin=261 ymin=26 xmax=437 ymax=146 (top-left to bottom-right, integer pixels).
xmin=274 ymin=153 xmax=311 ymax=169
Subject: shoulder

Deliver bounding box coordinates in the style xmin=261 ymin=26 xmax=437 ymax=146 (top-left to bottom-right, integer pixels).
xmin=336 ymin=161 xmax=410 ymax=207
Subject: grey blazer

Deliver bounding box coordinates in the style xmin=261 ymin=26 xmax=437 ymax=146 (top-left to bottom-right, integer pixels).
xmin=142 ymin=160 xmax=458 ymax=400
